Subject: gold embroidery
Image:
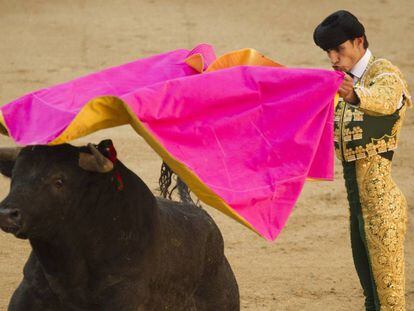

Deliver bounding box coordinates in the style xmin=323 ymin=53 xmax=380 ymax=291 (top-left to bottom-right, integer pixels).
xmin=334 ymin=128 xmax=340 ymax=142
xmin=357 ymin=58 xmax=411 ymax=115
xmin=344 ymin=147 xmax=356 ymax=162
xmin=342 ymin=126 xmax=364 ymax=142
xmin=353 ymin=110 xmax=364 ymax=121
xmin=392 ymin=106 xmax=406 ymax=136
xmin=344 ymin=109 xmax=353 ymax=122
xmin=355 ymin=146 xmax=366 ymax=159
xmin=352 ymin=126 xmax=363 ymax=140
xmin=356 ymin=155 xmax=407 ymax=310
xmin=343 ymin=136 xmax=398 ymax=162
xmin=387 ymin=137 xmax=397 ymax=150
xmin=366 ymin=143 xmax=377 ymax=157
xmin=336 ymin=101 xmax=347 ymax=160
xmin=376 ymin=139 xmax=388 ymax=153
xmin=343 ymin=128 xmax=352 ymax=142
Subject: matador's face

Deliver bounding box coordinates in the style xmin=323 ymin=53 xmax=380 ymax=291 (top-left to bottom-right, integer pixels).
xmin=326 ymin=38 xmax=365 ymax=72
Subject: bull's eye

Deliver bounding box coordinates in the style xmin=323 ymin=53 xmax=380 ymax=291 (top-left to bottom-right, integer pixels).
xmin=55 ymin=179 xmax=64 ymax=189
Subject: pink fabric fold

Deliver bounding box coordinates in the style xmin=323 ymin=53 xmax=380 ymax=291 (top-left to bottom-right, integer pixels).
xmin=119 ymin=67 xmax=342 ymax=239
xmin=0 ymin=45 xmax=343 ymax=240
xmin=1 ymin=44 xmax=216 ymax=144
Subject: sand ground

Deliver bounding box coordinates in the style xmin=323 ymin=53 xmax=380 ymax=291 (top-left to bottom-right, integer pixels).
xmin=0 ymin=1 xmax=413 ymax=310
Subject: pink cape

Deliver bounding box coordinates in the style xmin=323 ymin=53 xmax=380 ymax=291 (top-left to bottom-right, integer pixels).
xmin=0 ymin=44 xmax=344 ymax=240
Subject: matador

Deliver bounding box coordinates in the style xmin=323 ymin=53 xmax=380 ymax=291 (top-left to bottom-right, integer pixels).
xmin=313 ymin=10 xmax=411 ymax=311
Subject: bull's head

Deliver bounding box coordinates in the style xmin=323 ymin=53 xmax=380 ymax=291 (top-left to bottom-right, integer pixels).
xmin=0 ymin=142 xmax=114 ymax=239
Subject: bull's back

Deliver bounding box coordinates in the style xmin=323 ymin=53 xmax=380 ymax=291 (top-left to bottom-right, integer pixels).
xmin=156 ymin=198 xmax=225 ymax=268
xmin=155 ymin=198 xmax=239 ymax=311
xmin=156 ymin=198 xmax=224 ymax=250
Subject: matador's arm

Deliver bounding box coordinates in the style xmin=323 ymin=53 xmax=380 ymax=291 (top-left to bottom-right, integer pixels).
xmin=354 ymin=71 xmax=404 ymax=115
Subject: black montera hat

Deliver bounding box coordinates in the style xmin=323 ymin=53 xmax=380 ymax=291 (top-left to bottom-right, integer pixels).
xmin=313 ymin=10 xmax=365 ymax=51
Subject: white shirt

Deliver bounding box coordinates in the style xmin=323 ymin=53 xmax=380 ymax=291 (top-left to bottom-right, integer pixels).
xmin=350 ymin=49 xmax=372 ymax=84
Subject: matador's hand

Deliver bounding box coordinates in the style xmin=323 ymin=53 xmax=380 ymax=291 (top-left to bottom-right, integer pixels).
xmin=339 ymin=74 xmax=359 ymax=104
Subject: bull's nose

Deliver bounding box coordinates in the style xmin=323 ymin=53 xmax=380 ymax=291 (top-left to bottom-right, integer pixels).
xmin=0 ymin=208 xmax=22 ymax=225
xmin=8 ymin=209 xmax=21 ymax=223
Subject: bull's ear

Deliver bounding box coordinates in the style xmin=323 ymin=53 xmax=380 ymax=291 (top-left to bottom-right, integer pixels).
xmin=0 ymin=161 xmax=14 ymax=178
xmin=0 ymin=147 xmax=21 ymax=178
xmin=79 ymin=144 xmax=113 ymax=173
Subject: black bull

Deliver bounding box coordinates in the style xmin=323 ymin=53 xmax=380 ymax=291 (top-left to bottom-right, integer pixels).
xmin=0 ymin=142 xmax=239 ymax=310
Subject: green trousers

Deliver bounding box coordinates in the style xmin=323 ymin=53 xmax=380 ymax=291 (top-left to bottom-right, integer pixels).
xmin=343 ymin=160 xmax=379 ymax=311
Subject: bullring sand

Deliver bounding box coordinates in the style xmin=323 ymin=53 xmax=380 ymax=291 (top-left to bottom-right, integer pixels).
xmin=0 ymin=1 xmax=413 ymax=310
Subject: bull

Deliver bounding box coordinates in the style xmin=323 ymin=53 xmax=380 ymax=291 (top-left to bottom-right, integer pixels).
xmin=0 ymin=140 xmax=239 ymax=310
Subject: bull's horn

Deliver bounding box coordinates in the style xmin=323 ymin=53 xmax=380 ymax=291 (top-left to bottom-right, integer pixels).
xmin=78 ymin=144 xmax=113 ymax=173
xmin=0 ymin=147 xmax=22 ymax=161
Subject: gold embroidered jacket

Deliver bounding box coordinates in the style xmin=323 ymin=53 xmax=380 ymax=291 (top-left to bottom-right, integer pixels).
xmin=334 ymin=56 xmax=412 ymax=162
